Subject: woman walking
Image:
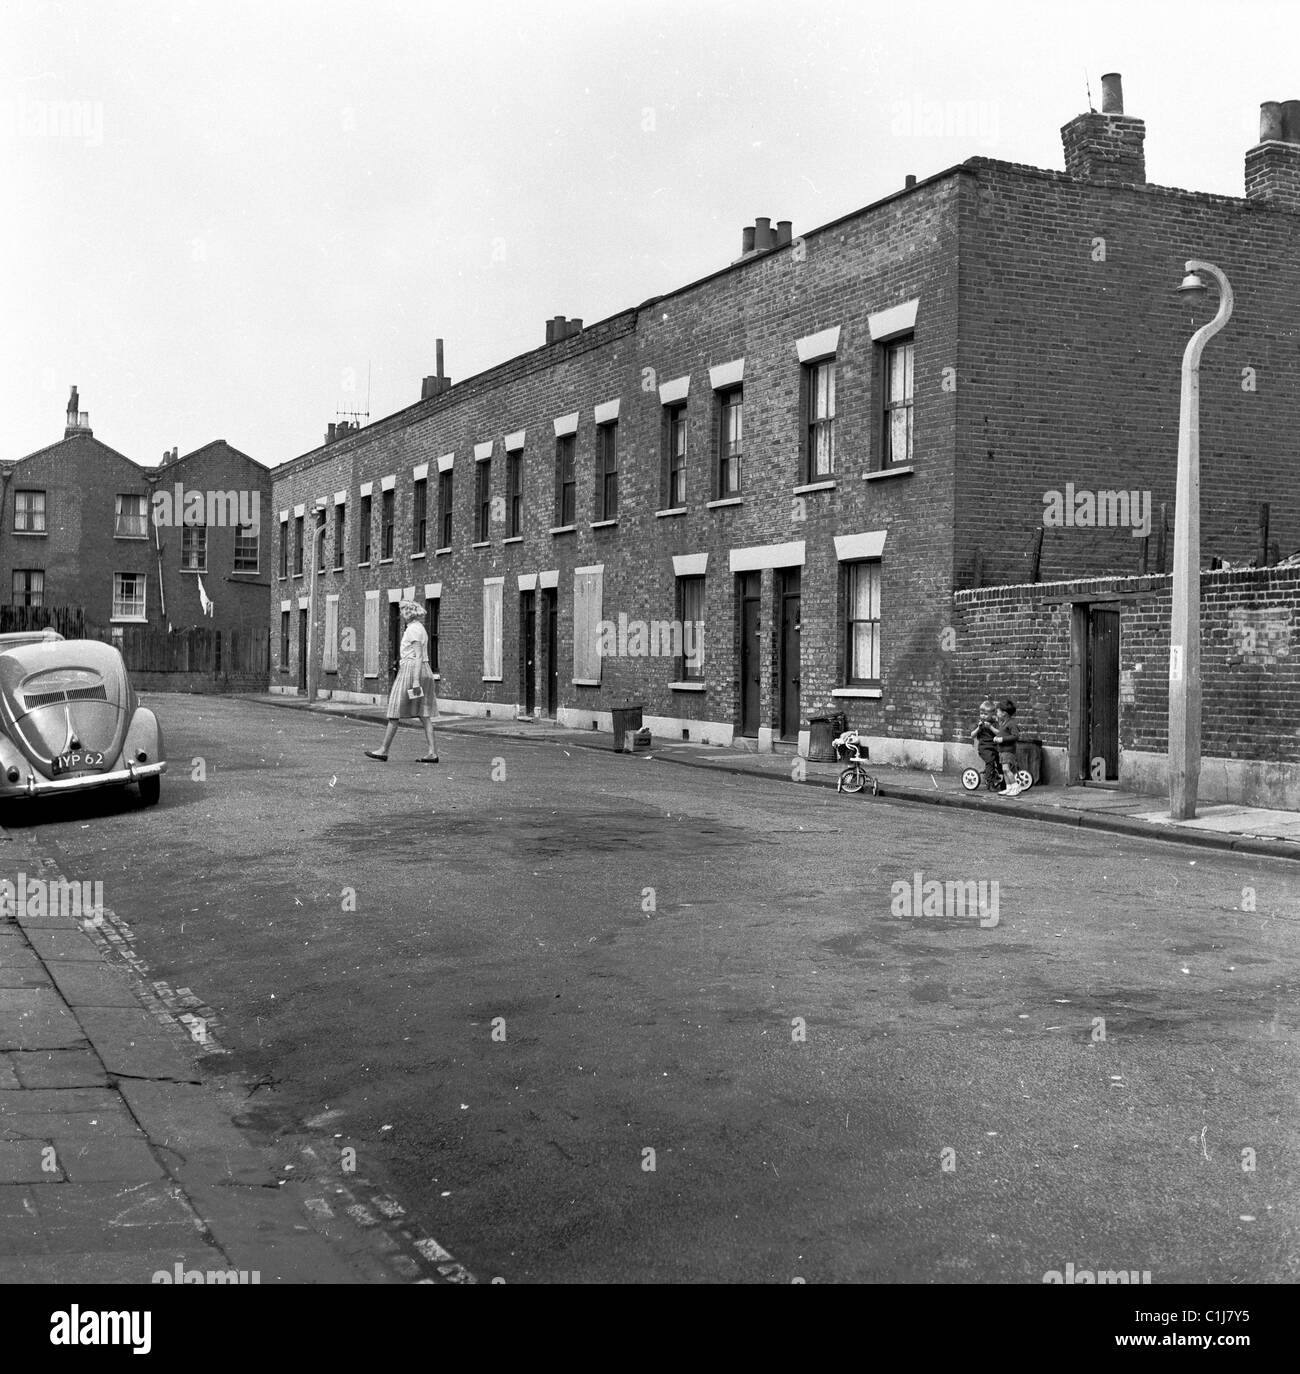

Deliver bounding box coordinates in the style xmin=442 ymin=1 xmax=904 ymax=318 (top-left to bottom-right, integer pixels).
xmin=365 ymin=600 xmax=439 ymax=762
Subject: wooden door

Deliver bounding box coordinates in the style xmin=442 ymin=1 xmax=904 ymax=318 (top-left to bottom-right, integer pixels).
xmin=739 ymin=572 xmax=761 ymax=737
xmin=779 ymin=569 xmax=801 ymax=741
xmin=1087 ymin=606 xmax=1120 ymax=781
xmin=543 ymin=589 xmax=558 ymax=717
xmin=297 ymin=609 xmax=307 ymax=690
xmin=521 ymin=590 xmax=537 ymax=715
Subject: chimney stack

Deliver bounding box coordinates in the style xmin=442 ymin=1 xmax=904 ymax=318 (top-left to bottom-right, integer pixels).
xmin=904 ymin=173 xmax=917 ymax=189
xmin=63 ymin=384 xmax=91 ymax=438
xmin=326 ymin=423 xmax=337 ymax=444
xmin=1061 ymin=73 xmax=1146 ymax=185
xmin=420 ymin=337 xmax=452 ymax=399
xmin=1246 ymin=98 xmax=1300 ymax=211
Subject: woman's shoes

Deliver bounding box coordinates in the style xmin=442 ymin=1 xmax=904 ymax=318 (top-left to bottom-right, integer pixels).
xmin=364 ymin=750 xmax=388 ymax=762
xmin=417 ymin=755 xmax=439 ymax=764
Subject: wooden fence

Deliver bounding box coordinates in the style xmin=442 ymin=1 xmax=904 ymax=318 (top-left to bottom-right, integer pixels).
xmin=0 ymin=606 xmax=269 ymax=688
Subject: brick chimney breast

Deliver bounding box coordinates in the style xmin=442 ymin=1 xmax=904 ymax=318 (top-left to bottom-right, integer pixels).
xmin=1245 ymin=100 xmax=1300 ymax=212
xmin=1061 ymin=111 xmax=1147 ymax=185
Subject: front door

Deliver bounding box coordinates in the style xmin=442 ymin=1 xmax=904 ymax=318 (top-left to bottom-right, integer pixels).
xmin=1087 ymin=606 xmax=1120 ymax=781
xmin=521 ymin=590 xmax=537 ymax=715
xmin=297 ymin=609 xmax=307 ymax=691
xmin=739 ymin=572 xmax=761 ymax=737
xmin=388 ymin=602 xmax=402 ymax=684
xmin=778 ymin=568 xmax=801 ymax=741
xmin=543 ymin=588 xmax=558 ymax=717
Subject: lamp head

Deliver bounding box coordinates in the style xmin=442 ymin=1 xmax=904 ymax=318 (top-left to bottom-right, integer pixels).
xmin=1177 ymin=272 xmax=1208 ymax=295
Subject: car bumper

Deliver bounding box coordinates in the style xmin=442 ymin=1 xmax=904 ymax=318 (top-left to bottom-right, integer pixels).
xmin=6 ymin=760 xmax=166 ymax=799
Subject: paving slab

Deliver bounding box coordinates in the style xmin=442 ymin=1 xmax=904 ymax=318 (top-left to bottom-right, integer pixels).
xmin=8 ymin=1048 xmax=110 ymax=1089
xmin=0 ymin=1087 xmax=123 ymax=1114
xmin=0 ymin=1138 xmax=65 ymax=1183
xmin=0 ymin=1247 xmax=230 ymax=1284
xmin=0 ymin=1054 xmax=19 ymax=1089
xmin=44 ymin=961 xmax=146 ymax=1009
xmin=1 ymin=1110 xmax=147 ymax=1142
xmin=0 ymin=1005 xmax=88 ymax=1051
xmin=116 ymin=1080 xmax=278 ymax=1186
xmin=71 ymin=1007 xmax=200 ymax=1081
xmin=55 ymin=1135 xmax=166 ymax=1184
xmin=22 ymin=927 xmax=108 ymax=962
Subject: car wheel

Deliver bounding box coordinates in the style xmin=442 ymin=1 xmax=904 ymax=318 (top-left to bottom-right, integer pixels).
xmin=138 ymin=775 xmax=161 ymax=806
xmin=961 ymin=767 xmax=981 ymax=791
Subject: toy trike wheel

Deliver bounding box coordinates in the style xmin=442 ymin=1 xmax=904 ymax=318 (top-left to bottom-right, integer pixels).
xmin=840 ymin=766 xmax=867 ymax=794
xmin=961 ymin=767 xmax=981 ymax=791
xmin=1015 ymin=769 xmax=1033 ymax=790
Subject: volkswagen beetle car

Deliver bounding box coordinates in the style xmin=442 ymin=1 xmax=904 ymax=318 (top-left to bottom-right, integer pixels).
xmin=0 ymin=629 xmax=165 ymax=804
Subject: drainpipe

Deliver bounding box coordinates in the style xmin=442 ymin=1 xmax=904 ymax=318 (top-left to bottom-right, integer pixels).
xmin=150 ymin=477 xmax=167 ymax=625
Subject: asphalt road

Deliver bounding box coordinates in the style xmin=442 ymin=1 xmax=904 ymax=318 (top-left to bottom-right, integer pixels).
xmin=8 ymin=695 xmax=1299 ymax=1283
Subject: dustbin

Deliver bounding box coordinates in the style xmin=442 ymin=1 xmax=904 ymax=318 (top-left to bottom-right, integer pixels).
xmin=1014 ymin=737 xmax=1043 ymax=784
xmin=611 ymin=702 xmax=645 ymax=752
xmin=807 ymin=715 xmax=835 ymax=763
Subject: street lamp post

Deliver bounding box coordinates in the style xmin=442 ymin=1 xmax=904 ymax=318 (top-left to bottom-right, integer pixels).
xmin=306 ymin=500 xmax=328 ymax=705
xmin=1170 ymin=259 xmax=1234 ymax=820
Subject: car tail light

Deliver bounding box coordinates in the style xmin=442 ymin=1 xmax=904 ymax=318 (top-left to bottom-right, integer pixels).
xmin=6 ymin=767 xmax=19 ymax=783
xmin=136 ymin=749 xmax=148 ymax=762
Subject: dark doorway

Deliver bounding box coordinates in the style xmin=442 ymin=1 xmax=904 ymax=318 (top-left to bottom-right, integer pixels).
xmin=297 ymin=609 xmax=307 ymax=691
xmin=778 ymin=568 xmax=801 ymax=741
xmin=521 ymin=589 xmax=537 ymax=716
xmin=542 ymin=588 xmax=559 ymax=718
xmin=1087 ymin=605 xmax=1120 ymax=781
xmin=739 ymin=572 xmax=761 ymax=737
xmin=388 ymin=602 xmax=402 ymax=684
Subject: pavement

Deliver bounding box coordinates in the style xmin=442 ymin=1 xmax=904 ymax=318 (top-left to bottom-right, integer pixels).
xmin=0 ymin=820 xmax=466 ymax=1284
xmin=249 ymin=692 xmax=1300 ymax=862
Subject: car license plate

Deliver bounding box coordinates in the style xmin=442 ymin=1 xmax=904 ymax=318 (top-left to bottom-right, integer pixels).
xmin=52 ymin=750 xmax=105 ymax=776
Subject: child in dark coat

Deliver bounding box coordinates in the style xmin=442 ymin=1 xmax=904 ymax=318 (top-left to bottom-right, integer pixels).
xmin=970 ymin=698 xmax=1002 ymax=790
xmin=993 ymin=698 xmax=1023 ymax=795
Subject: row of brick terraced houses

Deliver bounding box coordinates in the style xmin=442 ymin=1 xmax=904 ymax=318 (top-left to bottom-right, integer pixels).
xmin=269 ymin=77 xmax=1300 ymax=806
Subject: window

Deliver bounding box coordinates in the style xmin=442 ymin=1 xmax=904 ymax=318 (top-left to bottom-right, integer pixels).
xmin=427 ymin=597 xmax=440 ymax=672
xmin=483 ymin=580 xmax=503 ymax=678
xmin=323 ymin=595 xmax=339 ymax=673
xmin=572 ymin=566 xmax=603 ymax=683
xmin=293 ymin=515 xmax=304 ymax=575
xmin=506 ymin=450 xmax=523 ymax=537
xmin=234 ymin=525 xmax=259 ymax=573
xmin=476 ymin=460 xmax=491 ymax=541
xmin=883 ymin=337 xmax=914 ymax=467
xmin=12 ymin=570 xmax=43 ymax=607
xmin=845 ymin=561 xmax=882 ymax=685
xmin=280 ymin=610 xmax=290 ymax=669
xmin=676 ymin=576 xmax=704 ymax=680
xmin=805 ymin=359 xmax=836 ymax=479
xmin=555 ymin=434 xmax=575 ymax=526
xmin=358 ymin=494 xmax=372 ymax=563
xmin=279 ymin=517 xmax=289 ymax=578
xmin=181 ymin=524 xmax=207 ymax=572
xmin=14 ymin=490 xmax=46 ymax=533
xmin=413 ymin=479 xmax=427 ymax=555
xmin=334 ymin=503 xmax=346 ymax=570
xmin=595 ymin=422 xmax=618 ymax=520
xmin=115 ymin=494 xmax=148 ymax=538
xmin=381 ymin=489 xmax=394 ymax=560
xmin=113 ymin=572 xmax=147 ymax=621
xmin=664 ymin=404 xmax=687 ymax=507
xmin=438 ymin=470 xmax=453 ymax=547
xmin=718 ymin=387 xmax=743 ymax=495
xmin=316 ymin=510 xmax=326 ymax=572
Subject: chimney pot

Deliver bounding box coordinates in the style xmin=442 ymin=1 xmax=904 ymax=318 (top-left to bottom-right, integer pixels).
xmin=904 ymin=173 xmax=917 ymax=189
xmin=1283 ymin=99 xmax=1300 ymax=143
xmin=775 ymin=220 xmax=792 ymax=246
xmin=567 ymin=318 xmax=583 ymax=336
xmin=1100 ymin=72 xmax=1124 ymax=115
xmin=754 ymin=216 xmax=773 ymax=250
xmin=435 ymin=337 xmax=445 ymax=378
xmin=545 ymin=320 xmax=555 ymax=344
xmin=327 ymin=423 xmax=337 ymax=444
xmin=742 ymin=225 xmax=756 ymax=254
xmin=1260 ymin=101 xmax=1284 ymax=142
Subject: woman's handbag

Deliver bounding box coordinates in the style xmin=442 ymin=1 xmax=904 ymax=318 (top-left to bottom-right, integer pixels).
xmin=407 ymin=683 xmax=424 ymax=701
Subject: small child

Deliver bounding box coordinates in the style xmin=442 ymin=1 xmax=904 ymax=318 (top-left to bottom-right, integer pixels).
xmin=970 ymin=698 xmax=1002 ymax=791
xmin=993 ymin=698 xmax=1022 ymax=796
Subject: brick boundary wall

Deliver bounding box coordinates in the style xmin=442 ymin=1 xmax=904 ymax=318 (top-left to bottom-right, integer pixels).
xmin=952 ymin=565 xmax=1300 ymax=807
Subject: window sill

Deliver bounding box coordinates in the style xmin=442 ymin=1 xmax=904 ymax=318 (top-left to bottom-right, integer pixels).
xmin=794 ymin=480 xmax=836 ymax=495
xmin=669 ymin=681 xmax=707 ymax=692
xmin=115 ymin=534 xmax=149 ymax=541
xmin=472 ymin=541 xmax=490 ymax=549
xmin=293 ymin=574 xmax=304 ymax=580
xmin=590 ymin=519 xmax=617 ymax=529
xmin=572 ymin=678 xmax=600 ymax=687
xmin=503 ymin=535 xmax=523 ymax=544
xmin=706 ymin=497 xmax=743 ymax=509
xmin=332 ymin=566 xmax=345 ymax=573
xmin=655 ymin=507 xmax=687 ymax=518
xmin=111 ymin=617 xmax=148 ymax=625
xmin=358 ymin=561 xmax=371 ymax=569
xmin=435 ymin=547 xmax=452 ymax=556
xmin=411 ymin=551 xmax=426 ymax=560
xmin=550 ymin=525 xmax=576 ymax=536
xmin=12 ymin=530 xmax=47 ymax=537
xmin=379 ymin=558 xmax=394 ymax=565
xmin=482 ymin=676 xmax=503 ymax=683
xmin=863 ymin=465 xmax=914 ymax=482
xmin=231 ymin=570 xmax=261 ymax=577
xmin=179 ymin=568 xmax=209 ymax=575
xmin=832 ymin=687 xmax=883 ymax=698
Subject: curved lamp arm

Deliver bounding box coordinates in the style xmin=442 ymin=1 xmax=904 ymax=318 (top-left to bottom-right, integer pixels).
xmin=1182 ymin=259 xmax=1234 ymax=370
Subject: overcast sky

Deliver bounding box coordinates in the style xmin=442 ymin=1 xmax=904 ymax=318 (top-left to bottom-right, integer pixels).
xmin=2 ymin=0 xmax=1297 ymax=469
